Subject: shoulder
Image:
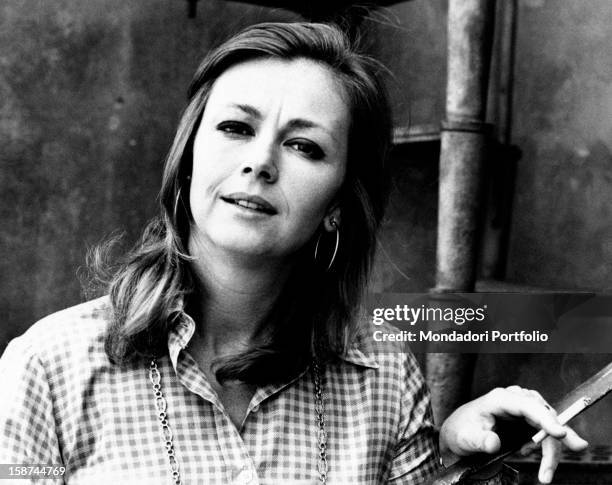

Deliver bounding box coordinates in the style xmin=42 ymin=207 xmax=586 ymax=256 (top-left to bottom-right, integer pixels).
xmin=340 ymin=319 xmax=426 ymax=393
xmin=2 ymin=296 xmax=113 ymax=374
xmin=0 ymin=297 xmax=116 ymax=463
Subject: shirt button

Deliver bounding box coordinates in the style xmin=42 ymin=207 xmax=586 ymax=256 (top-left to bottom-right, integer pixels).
xmin=233 ymin=467 xmax=255 ymax=485
xmin=251 ymin=404 xmax=260 ymax=413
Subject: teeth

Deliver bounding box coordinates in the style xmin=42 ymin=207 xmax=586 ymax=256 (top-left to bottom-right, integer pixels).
xmin=235 ymin=200 xmax=264 ymax=211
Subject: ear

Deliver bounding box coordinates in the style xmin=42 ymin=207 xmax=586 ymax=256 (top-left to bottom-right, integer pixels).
xmin=323 ymin=206 xmax=341 ymax=232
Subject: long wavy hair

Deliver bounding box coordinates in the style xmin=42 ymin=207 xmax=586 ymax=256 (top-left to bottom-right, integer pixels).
xmin=101 ymin=22 xmax=392 ymax=385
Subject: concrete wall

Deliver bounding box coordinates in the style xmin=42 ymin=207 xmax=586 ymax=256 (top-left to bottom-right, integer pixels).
xmin=487 ymin=0 xmax=612 ymax=447
xmin=0 ymin=1 xmax=298 ymax=347
xmin=506 ymin=0 xmax=612 ymax=289
xmin=368 ymin=0 xmax=446 ymax=292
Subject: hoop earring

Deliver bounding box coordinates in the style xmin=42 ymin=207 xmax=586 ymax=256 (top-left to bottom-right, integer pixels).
xmin=314 ymin=218 xmax=340 ymax=271
xmin=173 ymin=187 xmax=183 ymax=221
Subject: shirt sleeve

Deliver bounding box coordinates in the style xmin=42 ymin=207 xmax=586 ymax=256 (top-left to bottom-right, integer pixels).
xmin=0 ymin=336 xmax=65 ymax=484
xmin=387 ymin=351 xmax=442 ymax=484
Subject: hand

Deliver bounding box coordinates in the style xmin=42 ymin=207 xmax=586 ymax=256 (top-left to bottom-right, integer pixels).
xmin=439 ymin=386 xmax=589 ymax=484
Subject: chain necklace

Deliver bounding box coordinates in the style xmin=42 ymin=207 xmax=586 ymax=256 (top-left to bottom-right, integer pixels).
xmin=149 ymin=361 xmax=181 ymax=485
xmin=148 ymin=359 xmax=328 ymax=484
xmin=310 ymin=360 xmax=328 ymax=484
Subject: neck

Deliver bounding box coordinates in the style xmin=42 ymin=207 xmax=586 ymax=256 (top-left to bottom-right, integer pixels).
xmin=187 ymin=237 xmax=292 ymax=359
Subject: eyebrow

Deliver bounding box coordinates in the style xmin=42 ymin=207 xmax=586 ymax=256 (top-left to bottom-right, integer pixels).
xmin=232 ymin=103 xmax=261 ymax=118
xmin=228 ymin=103 xmax=339 ymax=144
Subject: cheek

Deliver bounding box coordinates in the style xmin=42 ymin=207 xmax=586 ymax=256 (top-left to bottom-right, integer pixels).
xmin=190 ymin=139 xmax=234 ymax=206
xmin=287 ymin=170 xmax=344 ymax=229
xmin=299 ymin=187 xmax=334 ymax=218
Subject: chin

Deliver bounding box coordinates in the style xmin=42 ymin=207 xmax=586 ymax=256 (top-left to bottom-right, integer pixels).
xmin=191 ymin=223 xmax=308 ymax=263
xmin=224 ymin=240 xmax=274 ymax=257
xmin=208 ymin=230 xmax=279 ymax=257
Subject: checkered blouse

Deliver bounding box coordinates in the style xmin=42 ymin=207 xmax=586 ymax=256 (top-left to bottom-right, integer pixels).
xmin=0 ymin=297 xmax=441 ymax=484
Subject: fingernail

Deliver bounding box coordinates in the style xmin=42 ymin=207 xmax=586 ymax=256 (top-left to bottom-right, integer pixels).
xmin=520 ymin=443 xmax=536 ymax=456
xmin=483 ymin=433 xmax=498 ymax=452
xmin=554 ymin=424 xmax=567 ymax=436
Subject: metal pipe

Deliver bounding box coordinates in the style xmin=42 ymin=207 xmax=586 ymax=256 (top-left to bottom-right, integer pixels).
xmin=427 ymin=0 xmax=497 ymax=425
xmin=437 ymin=0 xmax=496 ymax=290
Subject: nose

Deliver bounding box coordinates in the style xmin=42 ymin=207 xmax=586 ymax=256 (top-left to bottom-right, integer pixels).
xmin=240 ymin=138 xmax=279 ymax=183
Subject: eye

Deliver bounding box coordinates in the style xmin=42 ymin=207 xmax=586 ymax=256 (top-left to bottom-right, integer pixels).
xmin=217 ymin=121 xmax=254 ymax=137
xmin=286 ymin=139 xmax=325 ymax=160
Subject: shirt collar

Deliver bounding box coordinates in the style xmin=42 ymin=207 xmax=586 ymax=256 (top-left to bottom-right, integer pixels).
xmin=340 ymin=345 xmax=380 ymax=369
xmin=167 ymin=306 xmax=195 ymax=371
xmin=166 ymin=299 xmax=380 ymax=370
xmin=339 ymin=323 xmax=380 ymax=369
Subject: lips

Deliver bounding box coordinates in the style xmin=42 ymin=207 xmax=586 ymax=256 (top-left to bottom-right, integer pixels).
xmin=221 ymin=192 xmax=277 ymax=215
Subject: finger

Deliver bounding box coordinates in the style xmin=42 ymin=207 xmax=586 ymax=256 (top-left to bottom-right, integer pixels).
xmin=452 ymin=428 xmax=499 ymax=455
xmin=505 ymin=385 xmax=524 ymax=394
xmin=485 ymin=389 xmax=566 ymax=438
xmin=526 ymin=389 xmax=552 ymax=409
xmin=505 ymin=386 xmax=544 ymax=400
xmin=561 ymin=426 xmax=589 ymax=451
xmin=538 ymin=437 xmax=561 ymax=484
xmin=479 ymin=431 xmax=502 ymax=454
xmin=513 ymin=387 xmax=556 ymax=413
xmin=504 ymin=386 xmax=552 ymax=408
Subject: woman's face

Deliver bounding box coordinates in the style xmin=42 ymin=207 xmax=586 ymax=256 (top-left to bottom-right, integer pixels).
xmin=188 ymin=57 xmax=349 ymax=262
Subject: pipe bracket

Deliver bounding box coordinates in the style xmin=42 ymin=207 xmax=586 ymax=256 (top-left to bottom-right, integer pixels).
xmin=441 ymin=120 xmax=494 ymax=135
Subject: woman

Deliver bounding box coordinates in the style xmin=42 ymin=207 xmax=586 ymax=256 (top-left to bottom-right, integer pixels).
xmin=0 ymin=22 xmax=586 ymax=484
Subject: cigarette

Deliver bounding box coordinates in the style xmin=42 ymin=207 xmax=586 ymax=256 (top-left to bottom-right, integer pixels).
xmin=531 ymin=396 xmax=591 ymax=444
